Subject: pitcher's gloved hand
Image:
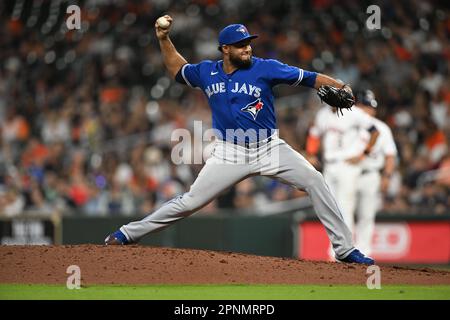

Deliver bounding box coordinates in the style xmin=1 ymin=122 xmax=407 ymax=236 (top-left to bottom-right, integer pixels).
xmin=317 ymin=84 xmax=355 ymax=116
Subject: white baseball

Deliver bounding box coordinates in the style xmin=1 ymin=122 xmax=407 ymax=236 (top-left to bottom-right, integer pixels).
xmin=157 ymin=16 xmax=170 ymax=29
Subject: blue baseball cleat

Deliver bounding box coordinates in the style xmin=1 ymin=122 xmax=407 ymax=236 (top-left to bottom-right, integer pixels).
xmin=337 ymin=249 xmax=375 ymax=265
xmin=104 ymin=230 xmax=131 ymax=245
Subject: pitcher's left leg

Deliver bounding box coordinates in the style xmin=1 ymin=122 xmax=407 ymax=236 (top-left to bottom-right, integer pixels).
xmin=260 ymin=140 xmax=354 ymax=259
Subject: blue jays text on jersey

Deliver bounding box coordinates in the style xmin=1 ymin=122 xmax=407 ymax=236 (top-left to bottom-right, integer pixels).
xmin=177 ymin=57 xmax=317 ymax=143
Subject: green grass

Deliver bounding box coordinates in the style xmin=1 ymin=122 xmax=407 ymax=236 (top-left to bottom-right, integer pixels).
xmin=1 ymin=284 xmax=450 ymax=300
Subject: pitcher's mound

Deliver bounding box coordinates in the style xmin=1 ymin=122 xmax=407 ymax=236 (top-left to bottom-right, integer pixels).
xmin=1 ymin=245 xmax=449 ymax=285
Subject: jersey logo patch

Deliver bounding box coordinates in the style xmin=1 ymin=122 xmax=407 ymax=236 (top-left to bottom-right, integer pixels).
xmin=241 ymin=98 xmax=264 ymax=120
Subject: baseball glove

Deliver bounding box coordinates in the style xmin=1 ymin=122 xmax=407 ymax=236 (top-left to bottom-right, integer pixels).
xmin=317 ymin=84 xmax=355 ymax=116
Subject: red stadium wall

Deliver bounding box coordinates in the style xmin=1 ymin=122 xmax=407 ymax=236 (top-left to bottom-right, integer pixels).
xmin=298 ymin=220 xmax=450 ymax=264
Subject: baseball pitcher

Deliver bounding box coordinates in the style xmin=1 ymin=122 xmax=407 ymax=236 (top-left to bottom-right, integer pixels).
xmin=105 ymin=16 xmax=374 ymax=265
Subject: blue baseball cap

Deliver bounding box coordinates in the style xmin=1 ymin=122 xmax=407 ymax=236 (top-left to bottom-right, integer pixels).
xmin=218 ymin=24 xmax=258 ymax=46
xmin=357 ymin=89 xmax=378 ymax=108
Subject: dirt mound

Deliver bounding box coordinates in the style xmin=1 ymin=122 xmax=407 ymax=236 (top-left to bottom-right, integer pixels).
xmin=1 ymin=245 xmax=449 ymax=285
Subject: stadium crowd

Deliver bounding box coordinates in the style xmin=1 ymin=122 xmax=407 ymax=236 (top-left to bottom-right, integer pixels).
xmin=0 ymin=0 xmax=449 ymax=217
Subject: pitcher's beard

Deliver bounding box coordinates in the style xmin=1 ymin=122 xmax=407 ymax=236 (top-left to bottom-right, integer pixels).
xmin=230 ymin=54 xmax=252 ymax=69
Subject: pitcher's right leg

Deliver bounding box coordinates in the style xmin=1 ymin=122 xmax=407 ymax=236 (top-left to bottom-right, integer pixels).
xmin=112 ymin=148 xmax=251 ymax=243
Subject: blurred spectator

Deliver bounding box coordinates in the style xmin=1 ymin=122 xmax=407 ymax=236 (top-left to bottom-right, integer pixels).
xmin=0 ymin=188 xmax=25 ymax=217
xmin=41 ymin=110 xmax=71 ymax=144
xmin=97 ymin=181 xmax=135 ymax=216
xmin=409 ymin=182 xmax=448 ymax=215
xmin=420 ymin=120 xmax=448 ymax=166
xmin=436 ymin=153 xmax=450 ymax=187
xmin=234 ymin=179 xmax=255 ymax=209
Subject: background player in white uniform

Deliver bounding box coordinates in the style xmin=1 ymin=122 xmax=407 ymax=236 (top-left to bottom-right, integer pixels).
xmin=104 ymin=16 xmax=375 ymax=264
xmin=306 ymin=105 xmax=380 ymax=234
xmin=355 ymin=90 xmax=398 ymax=256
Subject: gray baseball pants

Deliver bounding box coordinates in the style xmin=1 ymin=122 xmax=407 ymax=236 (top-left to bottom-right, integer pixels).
xmin=120 ymin=136 xmax=355 ymax=259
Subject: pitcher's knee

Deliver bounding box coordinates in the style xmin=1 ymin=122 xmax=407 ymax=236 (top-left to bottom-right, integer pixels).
xmin=305 ymin=170 xmax=326 ymax=188
xmin=178 ymin=193 xmax=206 ymax=212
